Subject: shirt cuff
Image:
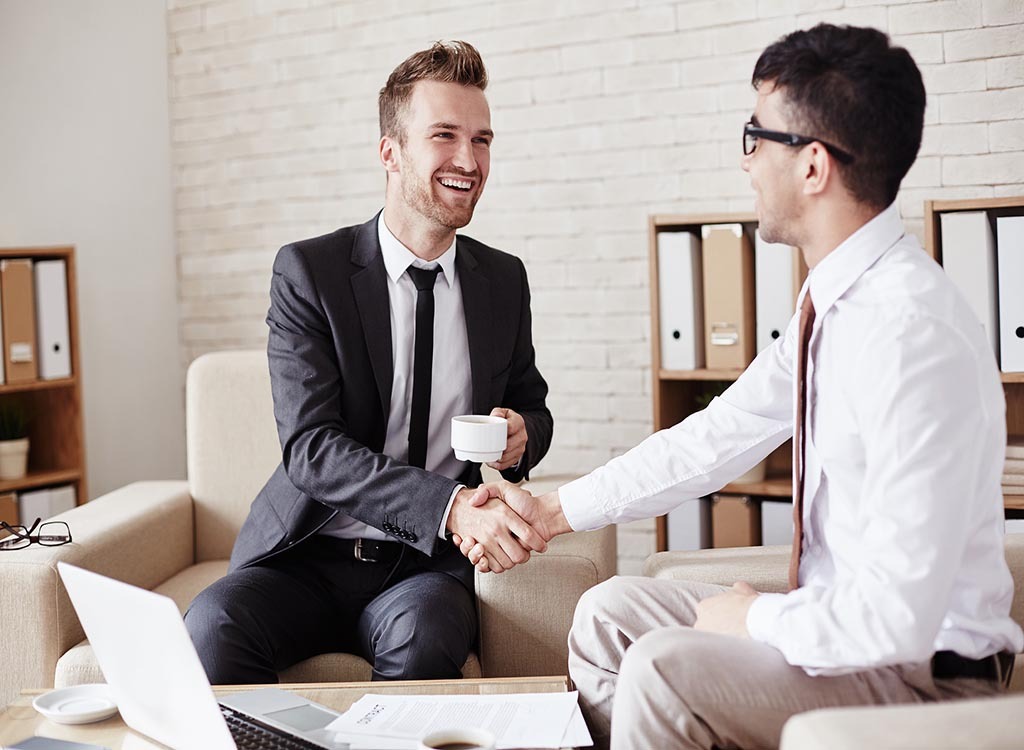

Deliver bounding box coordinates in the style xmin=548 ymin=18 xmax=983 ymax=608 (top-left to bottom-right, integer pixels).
xmin=438 ymin=485 xmax=464 ymax=540
xmin=557 ymin=475 xmax=608 ymax=531
xmin=745 ymin=592 xmax=787 ymax=647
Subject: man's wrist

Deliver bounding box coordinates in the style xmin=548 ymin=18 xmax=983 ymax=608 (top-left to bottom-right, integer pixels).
xmin=441 ymin=485 xmax=467 ymax=538
xmin=540 ymin=490 xmax=571 ymax=537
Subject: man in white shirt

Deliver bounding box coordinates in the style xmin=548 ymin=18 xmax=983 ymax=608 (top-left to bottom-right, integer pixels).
xmin=455 ymin=23 xmax=1023 ymax=749
xmin=185 ymin=41 xmax=553 ymax=685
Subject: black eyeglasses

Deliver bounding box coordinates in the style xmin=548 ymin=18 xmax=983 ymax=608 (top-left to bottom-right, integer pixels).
xmin=0 ymin=517 xmax=72 ymax=550
xmin=743 ymin=121 xmax=855 ymax=165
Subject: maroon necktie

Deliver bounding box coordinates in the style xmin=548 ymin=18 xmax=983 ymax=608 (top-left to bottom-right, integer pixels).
xmin=789 ymin=291 xmax=815 ymax=591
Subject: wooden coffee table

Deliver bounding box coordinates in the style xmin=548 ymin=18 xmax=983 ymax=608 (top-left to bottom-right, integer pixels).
xmin=0 ymin=675 xmax=572 ymax=749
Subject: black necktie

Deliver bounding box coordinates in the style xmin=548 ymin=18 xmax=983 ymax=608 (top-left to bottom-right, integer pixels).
xmin=406 ymin=265 xmax=442 ymax=469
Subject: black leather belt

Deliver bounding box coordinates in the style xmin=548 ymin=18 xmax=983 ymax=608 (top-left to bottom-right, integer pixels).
xmin=931 ymin=651 xmax=1014 ymax=683
xmin=339 ymin=538 xmax=403 ymax=564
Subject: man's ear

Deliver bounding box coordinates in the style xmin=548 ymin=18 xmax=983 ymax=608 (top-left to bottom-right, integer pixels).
xmin=801 ymin=142 xmax=831 ymax=197
xmin=379 ymin=136 xmax=401 ymax=174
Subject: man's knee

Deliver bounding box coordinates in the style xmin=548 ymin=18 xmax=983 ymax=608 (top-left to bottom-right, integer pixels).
xmin=184 ymin=581 xmax=232 ymax=649
xmin=572 ymin=576 xmax=645 ymax=634
xmin=366 ymin=578 xmax=476 ymax=680
xmin=620 ymin=627 xmax=680 ymax=685
xmin=620 ymin=627 xmax=725 ymax=701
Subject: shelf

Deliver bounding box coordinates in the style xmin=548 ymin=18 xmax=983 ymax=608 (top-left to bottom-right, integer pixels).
xmin=0 ymin=469 xmax=81 ymax=495
xmin=0 ymin=377 xmax=76 ymax=395
xmin=652 ymin=211 xmax=756 ymax=228
xmin=927 ymin=197 xmax=1024 ymax=213
xmin=1003 ymin=373 xmax=1024 ymax=384
xmin=659 ymin=368 xmax=745 ymax=382
xmin=719 ymin=476 xmax=793 ymax=498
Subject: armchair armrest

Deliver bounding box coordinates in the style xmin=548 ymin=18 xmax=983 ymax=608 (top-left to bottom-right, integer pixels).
xmin=781 ymin=693 xmax=1024 ymax=750
xmin=475 ymin=526 xmax=617 ymax=678
xmin=643 ymin=544 xmax=791 ymax=593
xmin=0 ymin=480 xmax=192 ymax=706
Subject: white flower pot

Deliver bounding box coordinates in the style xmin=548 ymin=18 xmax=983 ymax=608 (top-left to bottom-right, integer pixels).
xmin=0 ymin=437 xmax=29 ymax=480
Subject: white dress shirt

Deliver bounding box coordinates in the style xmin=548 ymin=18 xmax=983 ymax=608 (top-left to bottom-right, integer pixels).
xmin=320 ymin=213 xmax=472 ymax=541
xmin=560 ymin=204 xmax=1024 ymax=674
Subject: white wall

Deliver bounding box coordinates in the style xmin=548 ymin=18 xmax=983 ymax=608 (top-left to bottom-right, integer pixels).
xmin=163 ymin=0 xmax=1024 ymax=572
xmin=0 ymin=0 xmax=185 ymax=497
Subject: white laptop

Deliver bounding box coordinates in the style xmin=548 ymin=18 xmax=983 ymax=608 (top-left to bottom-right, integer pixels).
xmin=57 ymin=562 xmax=347 ymax=750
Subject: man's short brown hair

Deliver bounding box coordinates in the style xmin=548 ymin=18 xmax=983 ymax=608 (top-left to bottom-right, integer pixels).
xmin=378 ymin=40 xmax=488 ymax=143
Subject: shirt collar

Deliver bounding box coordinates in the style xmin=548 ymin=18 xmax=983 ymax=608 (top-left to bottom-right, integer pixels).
xmin=801 ymin=202 xmax=905 ymax=317
xmin=377 ymin=212 xmax=457 ymax=288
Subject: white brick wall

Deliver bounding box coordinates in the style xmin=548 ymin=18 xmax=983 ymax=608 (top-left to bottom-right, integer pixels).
xmin=168 ymin=0 xmax=1024 ymax=570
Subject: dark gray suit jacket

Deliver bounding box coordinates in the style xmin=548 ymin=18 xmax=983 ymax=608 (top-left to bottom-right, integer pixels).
xmin=229 ymin=214 xmax=553 ymax=590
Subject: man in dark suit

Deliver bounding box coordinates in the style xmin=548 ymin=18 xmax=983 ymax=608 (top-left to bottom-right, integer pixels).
xmin=185 ymin=40 xmax=552 ymax=684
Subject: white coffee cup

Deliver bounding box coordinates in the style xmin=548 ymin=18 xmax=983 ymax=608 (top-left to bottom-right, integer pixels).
xmin=419 ymin=726 xmax=496 ymax=750
xmin=450 ymin=415 xmax=507 ymax=463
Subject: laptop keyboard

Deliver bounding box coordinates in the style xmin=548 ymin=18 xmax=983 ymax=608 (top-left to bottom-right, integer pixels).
xmin=220 ymin=705 xmax=324 ymax=750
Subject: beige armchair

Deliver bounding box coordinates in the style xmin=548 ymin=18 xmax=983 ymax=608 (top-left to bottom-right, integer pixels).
xmin=0 ymin=350 xmax=616 ymax=707
xmin=644 ymin=535 xmax=1024 ymax=749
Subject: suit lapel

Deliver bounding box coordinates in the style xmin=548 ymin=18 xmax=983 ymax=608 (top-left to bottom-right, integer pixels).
xmin=456 ymin=240 xmax=493 ymax=415
xmin=350 ymin=214 xmax=393 ymax=421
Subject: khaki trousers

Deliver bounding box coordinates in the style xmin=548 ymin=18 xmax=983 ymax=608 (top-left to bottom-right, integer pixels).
xmin=567 ymin=576 xmax=1001 ymax=750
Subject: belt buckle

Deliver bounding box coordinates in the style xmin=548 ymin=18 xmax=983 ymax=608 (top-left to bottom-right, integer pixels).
xmin=354 ymin=538 xmax=370 ymax=563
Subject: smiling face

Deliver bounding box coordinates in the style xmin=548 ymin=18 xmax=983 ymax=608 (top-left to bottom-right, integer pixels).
xmin=384 ymin=79 xmax=492 ymax=234
xmin=741 ymin=81 xmax=805 ymax=247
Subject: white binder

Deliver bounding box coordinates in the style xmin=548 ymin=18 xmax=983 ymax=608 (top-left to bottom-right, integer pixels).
xmin=755 ymin=232 xmax=795 ymax=351
xmin=49 ymin=484 xmax=77 ymax=515
xmin=941 ymin=211 xmax=998 ymax=358
xmin=760 ymin=499 xmax=794 ymax=546
xmin=657 ymin=231 xmax=704 ymax=370
xmin=667 ymin=497 xmax=709 ymax=551
xmin=34 ymin=259 xmax=72 ymax=379
xmin=18 ymin=488 xmax=51 ymax=523
xmin=997 ymin=215 xmax=1024 ymax=372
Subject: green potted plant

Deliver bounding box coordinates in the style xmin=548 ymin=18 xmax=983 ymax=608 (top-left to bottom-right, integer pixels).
xmin=0 ymin=401 xmax=29 ymax=480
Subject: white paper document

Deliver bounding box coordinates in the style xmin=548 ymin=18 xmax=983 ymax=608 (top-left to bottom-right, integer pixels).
xmin=326 ymin=691 xmax=592 ymax=749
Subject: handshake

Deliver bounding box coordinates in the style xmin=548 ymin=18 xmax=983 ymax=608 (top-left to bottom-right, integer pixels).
xmin=445 ymin=481 xmax=572 ymax=574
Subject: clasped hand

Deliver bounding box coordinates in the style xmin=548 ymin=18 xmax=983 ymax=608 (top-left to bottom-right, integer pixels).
xmin=446 ymin=481 xmax=568 ymax=574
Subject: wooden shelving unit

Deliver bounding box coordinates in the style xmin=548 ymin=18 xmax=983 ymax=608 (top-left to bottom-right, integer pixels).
xmin=0 ymin=246 xmax=86 ymax=517
xmin=649 ymin=213 xmax=804 ymax=552
xmin=924 ymin=196 xmax=1024 ymax=514
xmin=650 ymin=198 xmax=1024 ymax=551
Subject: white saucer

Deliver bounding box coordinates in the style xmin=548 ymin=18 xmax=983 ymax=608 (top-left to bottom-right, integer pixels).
xmin=32 ymin=683 xmax=118 ymax=724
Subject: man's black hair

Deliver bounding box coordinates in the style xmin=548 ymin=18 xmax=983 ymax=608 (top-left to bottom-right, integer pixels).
xmin=752 ymin=24 xmax=926 ymax=210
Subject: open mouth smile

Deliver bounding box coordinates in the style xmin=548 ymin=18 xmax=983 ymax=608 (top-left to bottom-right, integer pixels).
xmin=437 ymin=176 xmax=474 ymax=193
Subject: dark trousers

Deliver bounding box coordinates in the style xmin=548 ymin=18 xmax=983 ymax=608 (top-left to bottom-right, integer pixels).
xmin=184 ymin=535 xmax=477 ymax=685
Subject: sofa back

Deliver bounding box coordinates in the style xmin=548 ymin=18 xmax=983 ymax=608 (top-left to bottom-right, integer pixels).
xmin=186 ymin=350 xmax=282 ymax=562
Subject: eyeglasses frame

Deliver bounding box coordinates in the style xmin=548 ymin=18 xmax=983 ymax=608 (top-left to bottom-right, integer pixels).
xmin=0 ymin=517 xmax=73 ymax=550
xmin=743 ymin=121 xmax=855 ymax=165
